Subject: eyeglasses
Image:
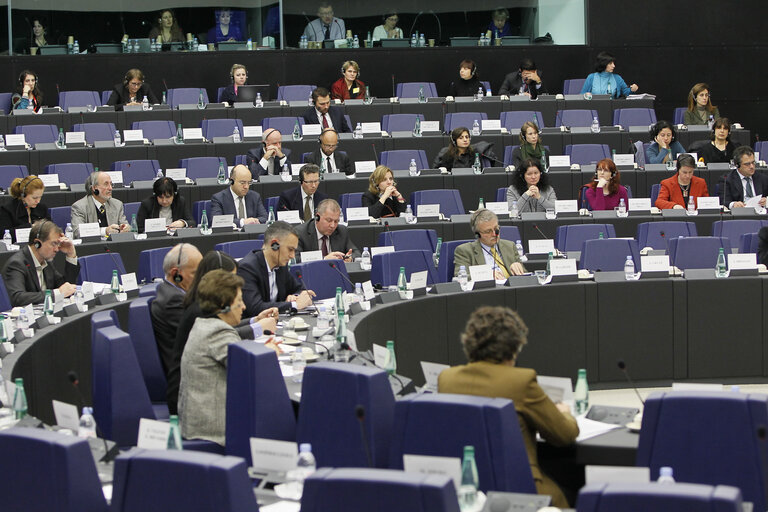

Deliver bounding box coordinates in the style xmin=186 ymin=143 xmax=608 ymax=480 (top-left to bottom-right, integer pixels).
xmin=478 ymin=226 xmax=500 ymax=235
xmin=304 ymin=179 xmax=320 ymax=185
xmin=741 ymin=160 xmax=756 ymax=167
xmin=128 ymin=81 xmax=143 ymax=87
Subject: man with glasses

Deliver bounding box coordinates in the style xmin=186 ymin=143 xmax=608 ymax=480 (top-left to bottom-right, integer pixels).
xmin=106 ymin=68 xmax=158 ymax=110
xmin=303 ymin=2 xmax=345 ymax=42
xmin=2 ymin=219 xmax=79 ymax=306
xmin=210 ymin=165 xmax=267 ymax=226
xmin=722 ymin=146 xmax=768 ymax=209
xmin=276 ymin=164 xmax=328 ymax=221
xmin=304 ymin=128 xmax=353 ymax=176
xmin=454 ymin=209 xmax=526 ymax=280
xmin=301 ymin=87 xmax=352 ymax=133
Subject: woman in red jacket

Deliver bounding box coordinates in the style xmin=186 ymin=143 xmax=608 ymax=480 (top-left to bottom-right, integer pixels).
xmin=330 ymin=60 xmax=366 ymax=101
xmin=655 ymin=154 xmax=709 ymax=209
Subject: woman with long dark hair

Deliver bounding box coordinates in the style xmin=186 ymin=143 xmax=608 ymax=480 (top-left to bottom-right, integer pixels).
xmin=433 ymin=126 xmax=496 ymax=171
xmin=12 ymin=70 xmax=43 ymax=111
xmin=684 ymin=83 xmax=719 ymax=126
xmin=506 ymin=159 xmax=557 ymax=212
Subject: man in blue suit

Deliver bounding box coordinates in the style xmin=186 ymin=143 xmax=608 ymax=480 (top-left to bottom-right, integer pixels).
xmin=301 ymin=87 xmax=351 ymax=133
xmin=210 ymin=165 xmax=267 ymax=225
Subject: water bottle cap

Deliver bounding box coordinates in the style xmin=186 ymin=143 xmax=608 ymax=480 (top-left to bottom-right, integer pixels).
xmin=299 ymin=443 xmax=312 ymax=452
xmin=363 ymin=247 xmax=369 ymax=251
xmin=83 ymin=406 xmax=93 ymax=415
xmin=460 ymin=265 xmax=466 ymax=270
xmin=659 ymin=467 xmax=673 ymax=477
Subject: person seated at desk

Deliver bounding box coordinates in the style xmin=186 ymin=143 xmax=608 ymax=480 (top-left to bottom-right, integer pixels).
xmin=106 ymin=68 xmax=159 ymax=110
xmin=684 ymin=83 xmax=720 ymax=126
xmin=646 ymin=121 xmax=686 ymax=165
xmin=433 ymin=126 xmax=497 ymax=172
xmin=655 ymin=154 xmax=709 ymax=210
xmin=2 ymin=219 xmax=79 ymax=307
xmin=584 ymin=158 xmax=629 ymax=211
xmin=136 ymin=177 xmax=195 ymax=233
xmin=304 ymin=128 xmax=353 ymax=175
xmin=237 ymin=221 xmax=316 ymax=316
xmin=486 ymin=8 xmax=513 ymax=43
xmin=277 ymin=164 xmax=328 ymax=221
xmin=499 ymin=58 xmax=547 ymax=99
xmin=438 ymin=306 xmax=579 ymax=508
xmin=331 ymin=60 xmax=366 ymax=101
xmin=210 ymin=165 xmax=267 ymax=226
xmin=303 ymin=2 xmax=345 ymax=42
xmin=149 ymin=9 xmax=185 ymax=43
xmin=302 ymin=87 xmax=352 ymax=132
xmin=447 ymin=59 xmax=487 ymax=98
xmin=511 ymin=121 xmax=548 ymax=170
xmin=721 ymin=146 xmax=768 ymax=209
xmin=219 ymin=64 xmax=248 ymax=105
xmin=372 ymin=12 xmax=402 ymax=41
xmin=699 ymin=117 xmax=736 ymax=165
xmin=246 ymin=128 xmax=293 ymax=177
xmin=207 ymin=8 xmax=243 ymax=44
xmin=507 ymin=159 xmax=557 ymax=213
xmin=580 ymin=51 xmax=638 ymax=99
xmin=453 ymin=209 xmax=526 ymax=279
xmin=12 ymin=70 xmax=43 ymax=112
xmin=0 ymin=175 xmax=49 ymax=243
xmin=30 ymin=17 xmax=49 ymax=50
xmin=361 ymin=165 xmax=407 ymax=219
xmin=166 ymin=250 xmax=278 ymax=414
xmin=70 ymin=171 xmax=130 ymax=238
xmin=296 ymin=199 xmax=359 ymax=262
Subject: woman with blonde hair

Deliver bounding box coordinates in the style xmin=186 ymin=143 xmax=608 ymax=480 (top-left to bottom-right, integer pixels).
xmin=331 ymin=60 xmax=366 ymax=101
xmin=361 ymin=165 xmax=407 ymax=218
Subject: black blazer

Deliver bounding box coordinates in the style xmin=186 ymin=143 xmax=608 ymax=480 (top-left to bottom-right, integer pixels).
xmin=0 ymin=198 xmax=49 ymax=243
xmin=2 ymin=247 xmax=80 ymax=306
xmin=150 ymin=280 xmax=185 ymax=376
xmin=106 ymin=83 xmax=159 ymax=110
xmin=276 ymin=187 xmax=328 ymax=221
xmin=498 ymin=71 xmax=547 ymax=98
xmin=245 ymin=146 xmax=293 ymax=177
xmin=304 ymin=148 xmax=353 ymax=175
xmin=721 ymin=170 xmax=768 ymax=206
xmin=301 ymin=105 xmax=352 ymax=133
xmin=136 ymin=195 xmax=195 ymax=233
xmin=220 ymin=84 xmax=237 ymax=105
xmin=361 ymin=190 xmax=407 ymax=218
xmin=237 ymin=250 xmax=303 ymax=317
xmin=295 ymin=218 xmax=360 ymax=260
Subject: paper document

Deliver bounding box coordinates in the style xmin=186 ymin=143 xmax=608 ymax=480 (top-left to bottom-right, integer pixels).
xmin=745 ymin=195 xmax=763 ymax=208
xmin=576 ymin=416 xmax=621 ymax=442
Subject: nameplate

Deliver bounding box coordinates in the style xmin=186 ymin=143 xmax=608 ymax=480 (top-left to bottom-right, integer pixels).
xmin=361 ymin=122 xmax=382 ymax=134
xmin=250 ymin=438 xmax=298 ymax=473
xmin=175 ymin=227 xmax=202 ymax=237
xmin=105 ymin=171 xmax=124 ymax=185
xmin=243 ymin=224 xmax=268 ymax=234
xmin=549 ymin=258 xmax=577 ymax=276
xmin=641 ymin=255 xmax=670 ymax=272
xmin=300 ymin=250 xmax=322 ymax=262
xmin=549 ymin=155 xmax=571 ymax=167
xmin=38 ymin=174 xmax=61 ymax=187
xmin=5 ymin=134 xmax=26 ymax=146
xmin=211 ymin=214 xmax=234 ymax=230
xmin=137 ymin=418 xmax=172 ymax=450
xmin=371 ymin=246 xmax=395 ymax=256
xmin=628 ymin=198 xmax=651 ymax=211
xmin=123 ymin=129 xmax=143 ymax=142
xmin=79 ymin=223 xmax=101 ymax=238
xmin=697 ymin=196 xmax=720 ymax=209
xmin=141 ymin=218 xmax=164 ymax=233
xmin=65 ymin=132 xmax=86 ymax=146
xmin=481 ymin=119 xmax=502 ymax=132
xmin=243 ymin=126 xmax=263 ymax=139
xmin=554 ymin=200 xmax=578 ymax=214
xmin=613 ymin=154 xmax=635 ymax=166
xmin=109 ymin=232 xmax=135 ymax=242
xmin=485 ymin=202 xmax=509 ymax=216
xmin=728 ymin=253 xmax=757 ymax=270
xmin=15 ymin=228 xmax=31 ymax=244
xmin=419 ymin=121 xmax=439 ymax=133
xmin=428 ymin=281 xmax=463 ymax=294
xmin=469 ymin=264 xmax=494 ymax=283
xmin=302 ymin=124 xmax=321 ymax=136
xmin=346 ymin=207 xmax=369 ymax=222
xmin=165 ymin=168 xmax=186 ymax=181
xmin=277 ymin=210 xmax=301 ymax=224
xmin=182 ymin=128 xmax=204 ymax=142
xmin=420 ymin=361 xmax=450 ymax=393
xmin=52 ymin=400 xmax=80 ymax=433
xmin=585 ymin=466 xmax=650 ymax=485
xmin=409 ymin=270 xmax=428 ymax=290
xmin=417 ymin=204 xmax=440 ymax=218
xmin=96 ymin=293 xmax=118 ymax=305
xmin=528 ymin=239 xmax=555 ymax=254
xmin=354 ymin=161 xmax=376 ymax=174
xmin=403 ymin=454 xmax=461 ymax=490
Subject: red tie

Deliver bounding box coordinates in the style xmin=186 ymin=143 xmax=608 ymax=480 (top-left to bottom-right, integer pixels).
xmin=322 ymin=114 xmax=329 ymax=129
xmin=321 ymin=235 xmax=329 ymax=257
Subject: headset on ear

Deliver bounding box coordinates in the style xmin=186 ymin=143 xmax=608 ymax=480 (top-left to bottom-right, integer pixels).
xmin=21 ymin=175 xmax=40 ymax=199
xmin=218 ymin=305 xmax=231 ymax=314
xmin=270 ymin=241 xmax=280 ymax=251
xmin=471 ymin=63 xmax=477 ymax=77
xmin=32 ymin=219 xmax=48 ymax=249
xmin=173 ymin=243 xmax=185 ymax=283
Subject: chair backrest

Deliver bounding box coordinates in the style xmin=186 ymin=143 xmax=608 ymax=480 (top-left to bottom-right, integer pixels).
xmin=636 ymin=390 xmax=768 ymax=511
xmin=0 ymin=275 xmax=13 ymax=312
xmin=390 ymin=393 xmax=536 ymax=494
xmin=711 ymin=220 xmax=767 ymax=249
xmin=193 ymin=200 xmax=212 ymax=225
xmin=668 ymin=236 xmax=732 ymax=270
xmin=444 ymin=112 xmax=489 ymax=133
xmin=649 ymin=183 xmax=661 ymax=206
xmin=14 ymin=124 xmax=59 ymax=146
xmin=0 ymin=92 xmax=12 ymax=114
xmin=72 ymin=122 xmax=118 ymax=144
xmin=124 ymin=202 xmax=140 ymax=221
xmin=44 ymin=162 xmax=94 ymax=186
xmin=381 ymin=114 xmax=425 ymax=133
xmin=562 ymin=78 xmax=586 ymax=95
xmin=371 ymin=249 xmax=439 ymax=287
xmin=216 ymin=86 xmax=226 ymax=102
xmin=754 ymin=141 xmax=768 ymax=159
xmin=59 ymin=90 xmax=101 ymax=110
xmin=201 ymin=118 xmax=243 ymax=140
xmin=112 ymin=159 xmax=161 ymax=182
xmin=49 ymin=206 xmax=72 ymax=230
xmin=740 ymin=232 xmax=760 ymax=254
xmin=377 ymin=229 xmax=438 ymax=252
xmin=565 ymin=144 xmax=611 ymax=165
xmin=131 ymin=121 xmax=175 ymax=142
xmin=137 ymin=247 xmax=171 ymax=284
xmin=290 ymin=259 xmax=354 ymax=299
xmin=91 ymin=309 xmax=119 ymax=347
xmin=0 ymin=164 xmax=28 ymax=190
xmin=265 ymin=196 xmax=280 ymax=212
xmin=411 ymin=189 xmax=465 ymax=218
xmin=635 ymin=140 xmax=647 ymax=166
xmin=556 ymin=109 xmax=599 ymax=127
xmin=495 ymin=187 xmax=507 ymax=202
xmin=636 ymin=221 xmax=697 ymax=250
xmin=128 ymin=296 xmax=167 ymax=403
xmin=500 ymin=110 xmax=545 ymax=131
xmin=234 ymin=154 xmax=248 ymax=166
xmin=498 ymin=226 xmax=522 ymax=243
xmin=438 ymin=239 xmax=473 ymax=283
xmin=580 ymin=238 xmax=641 ymax=271
xmin=101 ymin=90 xmax=112 ymax=105
xmin=613 ymin=108 xmax=657 ymax=128
xmin=262 ymin=116 xmax=304 ymax=135
xmin=380 ymin=150 xmax=429 ymax=171
xmin=302 ymin=468 xmax=460 ymax=512
xmin=139 ymin=282 xmax=160 ymax=297
xmin=277 ymin=85 xmax=316 ymax=101
xmin=578 ymin=482 xmax=743 ymax=512
xmin=214 ymin=240 xmax=264 ymax=259
xmin=340 ymin=192 xmax=364 ymax=212
xmin=78 ymin=252 xmax=127 ymax=284
xmin=179 ymin=157 xmax=228 ymax=181
xmin=111 ymin=449 xmax=258 ymax=512
xmin=0 ymin=427 xmax=108 ymax=512
xmin=225 ymin=342 xmax=297 ymax=465
xmin=673 ymin=107 xmax=687 ymax=125
xmin=396 ymin=82 xmax=438 ymax=99
xmin=168 ymin=87 xmax=209 ymax=108
xmin=555 ymin=224 xmax=617 ymax=252
xmin=297 ymin=362 xmax=395 ymax=468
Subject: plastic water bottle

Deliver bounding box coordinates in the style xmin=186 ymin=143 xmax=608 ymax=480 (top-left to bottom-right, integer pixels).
xmin=574 ymin=368 xmax=589 ymax=414
xmin=196 ymin=89 xmax=205 ymax=109
xmin=75 ymin=286 xmax=85 ymax=311
xmin=458 ymin=445 xmax=479 ymax=509
xmin=384 ymin=340 xmax=397 ymax=374
xmin=413 ymin=117 xmax=421 ymax=137
xmin=291 ymin=350 xmax=306 ymax=383
xmin=280 ymin=163 xmax=291 ymax=181
xmin=254 ymin=92 xmax=263 ymax=108
xmin=687 ymin=196 xmax=696 ymax=214
xmin=0 ymin=361 xmax=8 ymax=406
xmin=192 ymin=37 xmax=199 ymax=50
xmin=707 ymin=115 xmax=715 ymax=130
xmin=475 ymin=87 xmax=483 ymax=101
xmin=352 ymin=34 xmax=359 ymax=48
xmin=73 ymin=40 xmax=79 ymax=53
xmin=541 ymin=152 xmax=548 ymax=172
xmin=65 ymin=223 xmax=74 ymax=240
xmin=397 ymin=266 xmax=408 ymax=292
xmin=3 ymin=230 xmax=11 ymax=248
xmin=361 ymin=247 xmax=371 ymax=270
xmin=364 ymin=86 xmax=372 ymax=105
xmin=232 ymin=127 xmax=241 ymax=143
xmin=590 ymin=116 xmax=600 ymax=133
xmin=161 ymin=91 xmax=167 ymax=105
xmin=598 ymin=232 xmax=604 ymax=239
xmin=216 ymin=161 xmax=227 ymax=184
xmin=666 ymin=152 xmax=676 ymax=171
xmin=12 ymin=378 xmax=27 ymax=419
xmin=457 ymin=265 xmax=468 ymax=289
xmin=405 ymin=204 xmax=415 ymax=224
xmin=618 ymin=198 xmax=626 ymax=216
xmin=296 ymin=443 xmax=317 ymax=485
xmin=110 ymin=270 xmax=120 ymax=294
xmin=657 ymin=466 xmax=676 ymax=484
xmin=43 ymin=290 xmax=54 ymax=318
xmin=624 ymin=255 xmax=635 ymax=280
xmin=130 ymin=214 xmax=138 ymax=233
xmin=473 ymin=154 xmax=483 ymax=175
xmin=17 ymin=308 xmax=30 ymax=330
xmin=167 ymin=415 xmax=183 ymax=450
xmin=715 ymin=247 xmax=727 ymax=278
xmin=0 ymin=134 xmax=5 ymax=150
xmin=246 ymin=38 xmax=253 ymax=50
xmin=419 ymin=34 xmax=425 ymax=47
xmin=472 ymin=119 xmax=481 ymax=136
xmin=142 ymin=95 xmax=149 ymax=111
xmin=113 ymin=130 xmax=121 ymax=147
xmin=200 ymin=209 xmax=209 ymax=234
xmin=409 ymin=158 xmax=419 ymax=177
xmin=411 ymin=33 xmax=417 ymax=47
xmin=434 ymin=237 xmax=443 ymax=267
xmin=510 ymin=201 xmax=519 ymax=218
xmin=293 ymin=121 xmax=302 ymax=141
xmin=515 ymin=240 xmax=525 ymax=260
xmin=477 ymin=197 xmax=485 ymax=210
xmin=418 ymin=86 xmax=426 ymax=103
xmin=354 ymin=123 xmax=363 ymax=139
xmin=57 ymin=128 xmax=66 ymax=149
xmin=267 ymin=206 xmax=276 ymax=225
xmin=77 ymin=407 xmax=97 ymax=438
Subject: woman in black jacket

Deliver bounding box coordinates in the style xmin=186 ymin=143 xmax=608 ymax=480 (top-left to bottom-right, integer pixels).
xmin=361 ymin=165 xmax=408 ymax=218
xmin=0 ymin=175 xmax=49 ymax=243
xmin=106 ymin=68 xmax=159 ymax=110
xmin=447 ymin=59 xmax=486 ymax=97
xmin=136 ymin=177 xmax=194 ymax=232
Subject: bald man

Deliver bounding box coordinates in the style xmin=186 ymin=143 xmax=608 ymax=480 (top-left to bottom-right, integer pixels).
xmin=304 ymin=128 xmax=353 ymax=175
xmin=210 ymin=165 xmax=268 ymax=225
xmin=245 ymin=128 xmax=293 ymax=177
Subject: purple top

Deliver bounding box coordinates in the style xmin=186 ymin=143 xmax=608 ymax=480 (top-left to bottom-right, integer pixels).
xmin=585 ymin=184 xmax=629 ymax=211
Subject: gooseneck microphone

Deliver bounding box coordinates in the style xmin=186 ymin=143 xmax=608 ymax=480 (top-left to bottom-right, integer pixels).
xmin=371 ymin=143 xmax=379 ymax=165
xmin=67 ymin=371 xmax=115 ymax=462
xmin=328 ymin=262 xmax=356 ymax=291
xmin=356 ymin=405 xmax=374 ymax=468
xmin=616 ymin=360 xmax=645 ymax=406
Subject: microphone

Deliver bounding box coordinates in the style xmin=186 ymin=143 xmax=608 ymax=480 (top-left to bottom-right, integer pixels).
xmin=355 ymin=405 xmax=374 ymax=468
xmin=333 ymin=19 xmax=343 ymax=39
xmin=616 ymin=360 xmax=645 ymax=406
xmin=659 ymin=230 xmax=670 ymax=252
xmin=294 ymin=271 xmax=315 ymax=309
xmin=68 ymin=371 xmax=116 ymax=462
xmin=328 ymin=262 xmax=356 ymax=291
xmin=162 ymin=79 xmax=169 ymax=91
xmin=56 ymin=83 xmax=61 ymax=104
xmin=103 ymin=245 xmax=124 ymax=273
xmin=532 ymin=224 xmax=549 ymax=240
xmin=479 ymin=152 xmax=508 ymax=169
xmin=628 ymin=137 xmax=637 ymax=155
xmin=391 ymin=74 xmax=396 ymax=98
xmin=555 ymin=110 xmax=563 ymax=129
xmin=371 ymin=143 xmax=379 ymax=165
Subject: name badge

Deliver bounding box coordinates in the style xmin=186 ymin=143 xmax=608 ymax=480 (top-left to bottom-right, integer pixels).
xmin=485 ymin=201 xmax=509 ymax=215
xmin=243 ymin=126 xmax=263 ymax=138
xmin=371 ymin=246 xmax=395 ymax=256
xmin=420 ymin=121 xmax=440 ymax=133
xmin=469 ymin=264 xmax=494 ymax=282
xmin=372 ymin=343 xmax=389 ymax=368
xmin=409 ymin=270 xmax=428 ymax=290
xmin=613 ymin=154 xmax=635 ymax=166
xmin=685 ymin=152 xmax=698 ymax=162
xmin=250 ymin=438 xmax=298 ymax=473
xmin=697 ymin=196 xmax=720 ymax=209
xmin=641 ymin=255 xmax=670 ymax=272
xmin=120 ymin=272 xmax=138 ymax=291
xmin=354 ymin=161 xmax=376 ymax=174
xmin=277 ymin=210 xmax=301 ymax=224
xmin=211 ymin=214 xmax=234 ymax=228
xmin=346 ymin=207 xmax=369 ymax=221
xmin=529 ymin=239 xmax=555 ymax=254
xmin=417 ymin=204 xmax=440 ymax=217
xmin=481 ymin=119 xmax=501 ymax=131
xmin=144 ymin=218 xmax=166 ymax=233
xmin=52 ymin=400 xmax=80 ymax=432
xmin=123 ymin=129 xmax=143 ymax=142
xmin=302 ymin=124 xmax=321 ymax=136
xmin=403 ymin=454 xmax=461 ymax=490
xmin=420 ymin=361 xmax=449 ymax=393
xmin=549 ymin=258 xmax=577 ymax=276
xmin=105 ymin=171 xmax=124 ymax=185
xmin=628 ymin=198 xmax=651 ymax=211
xmin=15 ymin=228 xmax=30 ymax=244
xmin=554 ymin=200 xmax=578 ymax=214
xmin=361 ymin=122 xmax=382 ymax=134
xmin=5 ymin=134 xmax=25 ymax=146
xmin=137 ymin=418 xmax=171 ymax=450
xmin=728 ymin=253 xmax=757 ymax=270
xmin=65 ymin=131 xmax=86 ymax=145
xmin=78 ymin=222 xmax=101 ymax=238
xmin=165 ymin=168 xmax=187 ymax=181
xmin=362 ymin=280 xmax=375 ymax=300
xmin=182 ymin=128 xmax=204 ymax=141
xmin=301 ymin=250 xmax=323 ymax=262
xmin=549 ymin=155 xmax=571 ymax=167
xmin=39 ymin=174 xmax=60 ymax=187
xmin=290 ymin=164 xmax=303 ymax=176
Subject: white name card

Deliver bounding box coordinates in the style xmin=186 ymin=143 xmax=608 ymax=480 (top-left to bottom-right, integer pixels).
xmin=728 ymin=253 xmax=757 ymax=270
xmin=420 ymin=121 xmax=440 ymax=133
xmin=250 ymin=438 xmax=298 ymax=473
xmin=537 ymin=375 xmax=574 ymax=404
xmin=420 ymin=361 xmax=449 ymax=393
xmin=123 ymin=129 xmax=143 ymax=142
xmin=243 ymin=126 xmax=263 ymax=138
xmin=121 ymin=272 xmax=138 ymax=291
xmin=5 ymin=134 xmax=25 ymax=146
xmin=628 ymin=198 xmax=652 ymax=211
xmin=211 ymin=214 xmax=234 ymax=228
xmin=549 ymin=258 xmax=577 ymax=276
xmin=528 ymin=239 xmax=555 ymax=254
xmin=144 ymin=218 xmax=167 ymax=233
xmin=39 ymin=174 xmax=60 ymax=187
xmin=372 ymin=343 xmax=388 ymax=368
xmin=469 ymin=264 xmax=494 ymax=282
xmin=300 ymin=250 xmax=323 ymax=262
xmin=613 ymin=154 xmax=635 ymax=166
xmin=52 ymin=400 xmax=80 ymax=432
xmin=137 ymin=418 xmax=171 ymax=450
xmin=549 ymin=155 xmax=571 ymax=167
xmin=65 ymin=131 xmax=86 ymax=145
xmin=301 ymin=124 xmax=321 ymax=136
xmin=290 ymin=164 xmax=303 ymax=176
xmin=585 ymin=466 xmax=650 ymax=485
xmin=685 ymin=152 xmax=698 ymax=162
xmin=554 ymin=200 xmax=578 ymax=214
xmin=481 ymin=119 xmax=502 ymax=131
xmin=277 ymin=210 xmax=302 ymax=224
xmin=165 ymin=168 xmax=187 ymax=181
xmin=78 ymin=222 xmax=101 ymax=238
xmin=354 ymin=161 xmax=376 ymax=174
xmin=105 ymin=171 xmax=124 ymax=185
xmin=362 ymin=280 xmax=375 ymax=300
xmin=15 ymin=228 xmax=31 ymax=244
xmin=409 ymin=270 xmax=428 ymax=290
xmin=370 ymin=246 xmax=395 ymax=256
xmin=346 ymin=207 xmax=369 ymax=221
xmin=640 ymin=255 xmax=670 ymax=272
xmin=182 ymin=128 xmax=204 ymax=141
xmin=485 ymin=201 xmax=509 ymax=215
xmin=672 ymin=382 xmax=723 ymax=391
xmin=403 ymin=454 xmax=462 ymax=490
xmin=417 ymin=204 xmax=440 ymax=217
xmin=697 ymin=196 xmax=720 ymax=209
xmin=361 ymin=122 xmax=382 ymax=134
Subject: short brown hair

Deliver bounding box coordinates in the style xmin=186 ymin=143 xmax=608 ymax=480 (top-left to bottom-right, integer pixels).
xmin=461 ymin=306 xmax=528 ymax=363
xmin=197 ymin=269 xmax=244 ymax=315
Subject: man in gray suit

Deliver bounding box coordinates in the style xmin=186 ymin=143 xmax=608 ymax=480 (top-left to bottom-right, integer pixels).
xmin=70 ymin=171 xmax=130 ymax=238
xmin=296 ymin=198 xmax=359 ymax=261
xmin=453 ymin=209 xmax=526 ymax=279
xmin=210 ymin=165 xmax=267 ymax=226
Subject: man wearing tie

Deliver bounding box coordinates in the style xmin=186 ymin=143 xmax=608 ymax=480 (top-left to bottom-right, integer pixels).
xmin=246 ymin=128 xmax=292 ymax=177
xmin=301 ymin=87 xmax=351 ymax=133
xmin=453 ymin=209 xmax=526 ymax=279
xmin=210 ymin=165 xmax=268 ymax=225
xmin=303 ymin=2 xmax=345 ymax=42
xmin=304 ymin=129 xmax=353 ymax=176
xmin=70 ymin=171 xmax=130 ymax=238
xmin=295 ymin=199 xmax=359 ymax=261
xmin=722 ymin=146 xmax=768 ymax=209
xmin=2 ymin=219 xmax=79 ymax=306
xmin=276 ymin=164 xmax=328 ymax=221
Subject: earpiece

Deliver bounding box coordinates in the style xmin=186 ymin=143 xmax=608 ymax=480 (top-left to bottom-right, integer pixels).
xmin=92 ymin=186 xmax=100 ymax=196
xmin=32 ymin=219 xmax=48 ymax=249
xmin=271 ymin=241 xmax=280 ymax=251
xmin=471 ymin=63 xmax=477 ymax=77
xmin=315 ymin=213 xmax=321 ymax=222
xmin=218 ymin=305 xmax=231 ymax=314
xmin=173 ymin=243 xmax=184 ymax=283
xmin=20 ymin=175 xmax=39 ymax=198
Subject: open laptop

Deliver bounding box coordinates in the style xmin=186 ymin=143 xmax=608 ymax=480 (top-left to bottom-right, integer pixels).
xmin=236 ymin=85 xmax=271 ymax=102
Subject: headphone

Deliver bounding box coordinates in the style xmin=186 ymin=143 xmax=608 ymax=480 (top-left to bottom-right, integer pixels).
xmin=230 ymin=64 xmax=247 ymax=82
xmin=123 ymin=71 xmax=145 ymax=89
xmin=216 ymin=250 xmax=223 ymax=267
xmin=218 ymin=305 xmax=231 ymax=314
xmin=474 ymin=227 xmax=500 ymax=239
xmin=153 ymin=176 xmax=178 ymax=197
xmin=270 ymin=240 xmax=280 ymax=251
xmin=450 ymin=129 xmax=469 ymax=147
xmin=340 ymin=63 xmax=360 ymax=77
xmin=18 ymin=71 xmax=39 ymax=87
xmin=173 ymin=243 xmax=184 ymax=283
xmin=470 ymin=62 xmax=477 ymax=77
xmin=21 ymin=175 xmax=41 ymax=199
xmin=228 ymin=167 xmax=237 ymax=186
xmin=86 ymin=171 xmax=101 ymax=196
xmin=32 ymin=219 xmax=49 ymax=249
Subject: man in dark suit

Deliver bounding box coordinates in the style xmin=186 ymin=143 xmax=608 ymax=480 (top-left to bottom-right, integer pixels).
xmin=2 ymin=219 xmax=80 ymax=306
xmin=277 ymin=164 xmax=327 ymax=221
xmin=721 ymin=146 xmax=768 ymax=209
xmin=210 ymin=165 xmax=268 ymax=225
xmin=301 ymin=87 xmax=351 ymax=133
xmin=453 ymin=209 xmax=525 ymax=279
xmin=238 ymin=221 xmax=315 ymax=316
xmin=498 ymin=58 xmax=547 ymax=99
xmin=296 ymin=199 xmax=360 ymax=261
xmin=150 ymin=243 xmax=203 ymax=376
xmin=304 ymin=128 xmax=353 ymax=175
xmin=245 ymin=128 xmax=292 ymax=177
